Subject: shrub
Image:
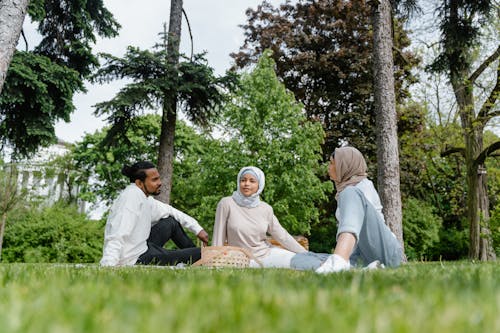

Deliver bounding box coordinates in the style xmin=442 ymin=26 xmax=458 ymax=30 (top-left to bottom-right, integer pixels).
xmin=308 ymin=218 xmax=337 ymax=253
xmin=2 ymin=202 xmax=104 ymax=263
xmin=432 ymin=224 xmax=469 ymax=260
xmin=403 ymin=197 xmax=442 ymax=260
xmin=490 ymin=201 xmax=500 ymax=257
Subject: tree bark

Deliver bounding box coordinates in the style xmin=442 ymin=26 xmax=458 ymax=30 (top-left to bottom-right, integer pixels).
xmin=0 ymin=212 xmax=6 ymax=261
xmin=0 ymin=0 xmax=29 ymax=94
xmin=371 ymin=0 xmax=404 ymax=252
xmin=478 ymin=166 xmax=495 ymax=260
xmin=447 ymin=2 xmax=496 ymax=261
xmin=452 ymin=69 xmax=496 ymax=261
xmin=157 ymin=0 xmax=183 ymax=204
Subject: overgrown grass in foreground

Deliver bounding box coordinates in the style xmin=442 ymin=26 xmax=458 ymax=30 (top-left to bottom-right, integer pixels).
xmin=0 ymin=261 xmax=498 ymax=333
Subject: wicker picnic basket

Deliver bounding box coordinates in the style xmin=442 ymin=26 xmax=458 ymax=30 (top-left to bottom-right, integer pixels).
xmin=193 ymin=246 xmax=259 ymax=268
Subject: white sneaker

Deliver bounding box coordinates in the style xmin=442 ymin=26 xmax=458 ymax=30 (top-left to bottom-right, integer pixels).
xmin=364 ymin=260 xmax=385 ymax=270
xmin=315 ymin=254 xmax=351 ymax=274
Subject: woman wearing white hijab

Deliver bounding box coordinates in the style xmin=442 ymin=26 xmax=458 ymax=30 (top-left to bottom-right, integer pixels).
xmin=315 ymin=146 xmax=403 ymax=274
xmin=213 ymin=166 xmax=307 ymax=268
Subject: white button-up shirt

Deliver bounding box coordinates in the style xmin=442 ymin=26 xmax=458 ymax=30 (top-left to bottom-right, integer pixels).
xmin=100 ymin=184 xmax=203 ymax=266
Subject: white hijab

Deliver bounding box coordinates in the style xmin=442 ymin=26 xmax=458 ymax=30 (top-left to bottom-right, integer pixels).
xmin=231 ymin=166 xmax=265 ymax=208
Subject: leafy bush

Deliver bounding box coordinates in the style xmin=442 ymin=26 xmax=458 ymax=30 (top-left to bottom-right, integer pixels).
xmin=432 ymin=224 xmax=469 ymax=260
xmin=2 ymin=202 xmax=104 ymax=263
xmin=403 ymin=197 xmax=442 ymax=260
xmin=490 ymin=201 xmax=500 ymax=257
xmin=308 ymin=218 xmax=337 ymax=253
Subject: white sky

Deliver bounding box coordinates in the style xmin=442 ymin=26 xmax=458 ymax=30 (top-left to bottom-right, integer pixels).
xmin=22 ymin=0 xmax=284 ymax=144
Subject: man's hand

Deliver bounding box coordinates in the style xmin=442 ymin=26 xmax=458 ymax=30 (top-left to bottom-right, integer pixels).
xmin=197 ymin=230 xmax=209 ymax=246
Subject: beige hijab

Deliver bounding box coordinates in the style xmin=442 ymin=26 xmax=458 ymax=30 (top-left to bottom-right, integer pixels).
xmin=333 ymin=146 xmax=368 ymax=199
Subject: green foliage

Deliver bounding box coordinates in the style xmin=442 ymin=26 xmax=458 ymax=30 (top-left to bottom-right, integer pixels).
xmin=307 ymin=217 xmax=337 ymax=253
xmin=0 ymin=262 xmax=499 ymax=333
xmin=28 ymin=0 xmax=120 ymax=77
xmin=0 ymin=163 xmax=28 ymax=261
xmin=402 ymin=197 xmax=442 ymax=260
xmin=233 ymin=0 xmax=419 ymax=159
xmin=397 ymin=102 xmax=429 ymax=199
xmin=432 ymin=223 xmax=470 ymax=261
xmin=429 ymin=0 xmax=495 ymax=74
xmin=490 ymin=201 xmax=500 ymax=257
xmin=0 ymin=163 xmax=26 ymax=216
xmin=0 ymin=0 xmax=119 ymax=157
xmin=2 ymin=202 xmax=103 ymax=263
xmin=71 ymin=52 xmax=330 ymax=237
xmin=91 ymin=46 xmax=238 ymax=143
xmin=0 ymin=52 xmax=83 ymax=156
xmin=397 ymin=105 xmax=491 ymax=260
xmin=72 ymin=114 xmax=205 ymax=207
xmin=487 ymin=151 xmax=500 ymax=256
xmin=425 ymin=0 xmax=499 ymax=259
xmin=72 ymin=114 xmax=161 ymax=205
xmin=207 ymin=50 xmax=332 ymax=235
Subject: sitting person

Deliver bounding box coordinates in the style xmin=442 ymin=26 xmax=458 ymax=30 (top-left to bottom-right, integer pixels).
xmin=315 ymin=146 xmax=403 ymax=273
xmin=212 ymin=166 xmax=307 ymax=268
xmin=100 ymin=161 xmax=209 ymax=267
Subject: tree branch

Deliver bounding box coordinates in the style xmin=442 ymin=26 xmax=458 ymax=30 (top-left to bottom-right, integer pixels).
xmin=469 ymin=44 xmax=500 ymax=84
xmin=488 ymin=110 xmax=500 ymax=118
xmin=21 ymin=29 xmax=28 ymax=52
xmin=477 ymin=62 xmax=500 ymax=122
xmin=441 ymin=146 xmax=466 ymax=158
xmin=475 ymin=140 xmax=500 ymax=166
xmin=182 ymin=8 xmax=193 ymax=61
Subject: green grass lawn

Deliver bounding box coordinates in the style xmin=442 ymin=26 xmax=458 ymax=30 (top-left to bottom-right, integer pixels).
xmin=0 ymin=261 xmax=498 ymax=333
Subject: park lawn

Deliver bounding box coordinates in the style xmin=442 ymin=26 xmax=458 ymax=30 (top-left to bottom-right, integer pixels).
xmin=0 ymin=261 xmax=498 ymax=333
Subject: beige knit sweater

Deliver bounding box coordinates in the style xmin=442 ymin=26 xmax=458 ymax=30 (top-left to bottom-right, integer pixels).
xmin=212 ymin=197 xmax=307 ymax=259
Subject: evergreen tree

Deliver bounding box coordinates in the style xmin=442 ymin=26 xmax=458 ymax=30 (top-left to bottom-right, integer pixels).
xmin=0 ymin=0 xmax=120 ymax=157
xmin=91 ymin=28 xmax=237 ymax=203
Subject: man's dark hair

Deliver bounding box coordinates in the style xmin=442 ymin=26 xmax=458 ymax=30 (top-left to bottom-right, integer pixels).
xmin=121 ymin=161 xmax=156 ymax=183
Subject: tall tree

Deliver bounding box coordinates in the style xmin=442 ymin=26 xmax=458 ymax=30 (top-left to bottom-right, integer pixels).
xmin=91 ymin=34 xmax=237 ymax=202
xmin=232 ymin=0 xmax=418 ymax=161
xmin=157 ymin=0 xmax=183 ymax=203
xmin=431 ymin=0 xmax=499 ymax=260
xmin=0 ymin=0 xmax=29 ymax=94
xmin=0 ymin=0 xmax=120 ymax=157
xmin=370 ymin=0 xmax=403 ymax=247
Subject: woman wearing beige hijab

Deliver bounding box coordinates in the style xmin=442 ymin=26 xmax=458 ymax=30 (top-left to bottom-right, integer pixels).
xmin=315 ymin=146 xmax=403 ymax=273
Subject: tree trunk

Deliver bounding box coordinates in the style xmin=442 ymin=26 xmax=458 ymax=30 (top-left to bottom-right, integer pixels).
xmin=478 ymin=165 xmax=496 ymax=260
xmin=446 ymin=1 xmax=496 ymax=261
xmin=0 ymin=212 xmax=6 ymax=261
xmin=371 ymin=0 xmax=404 ymax=251
xmin=0 ymin=0 xmax=29 ymax=94
xmin=156 ymin=0 xmax=183 ymax=204
xmin=452 ymin=76 xmax=496 ymax=261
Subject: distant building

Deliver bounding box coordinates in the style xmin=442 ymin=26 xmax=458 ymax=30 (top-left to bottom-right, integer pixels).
xmin=4 ymin=140 xmax=104 ymax=219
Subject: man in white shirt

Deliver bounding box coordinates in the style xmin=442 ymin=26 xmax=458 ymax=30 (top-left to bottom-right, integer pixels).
xmin=100 ymin=161 xmax=209 ymax=267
